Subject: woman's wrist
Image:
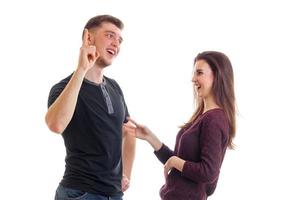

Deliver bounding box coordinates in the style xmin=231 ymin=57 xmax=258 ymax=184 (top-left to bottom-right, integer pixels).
xmin=146 ymin=133 xmax=162 ymax=151
xmin=171 ymin=156 xmax=185 ymax=172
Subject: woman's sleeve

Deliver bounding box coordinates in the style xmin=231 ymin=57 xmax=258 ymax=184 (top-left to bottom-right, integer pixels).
xmin=154 ymin=143 xmax=174 ymax=164
xmin=181 ymin=116 xmax=228 ymax=183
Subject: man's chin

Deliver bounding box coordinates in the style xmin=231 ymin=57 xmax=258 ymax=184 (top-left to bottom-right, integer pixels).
xmin=96 ymin=59 xmax=113 ymax=67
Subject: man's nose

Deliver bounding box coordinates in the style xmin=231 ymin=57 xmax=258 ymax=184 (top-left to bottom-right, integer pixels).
xmin=111 ymin=38 xmax=120 ymax=47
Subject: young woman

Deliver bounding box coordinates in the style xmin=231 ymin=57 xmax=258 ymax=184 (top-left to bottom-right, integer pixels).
xmin=126 ymin=51 xmax=236 ymax=200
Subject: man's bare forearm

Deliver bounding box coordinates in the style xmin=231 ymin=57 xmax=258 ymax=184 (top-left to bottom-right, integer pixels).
xmin=122 ymin=131 xmax=136 ymax=179
xmin=45 ymin=68 xmax=87 ymax=133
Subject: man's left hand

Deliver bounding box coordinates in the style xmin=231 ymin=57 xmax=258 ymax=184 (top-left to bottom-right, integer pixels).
xmin=122 ymin=174 xmax=130 ymax=192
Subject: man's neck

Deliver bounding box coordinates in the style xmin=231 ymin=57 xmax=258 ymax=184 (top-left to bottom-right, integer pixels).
xmin=85 ymin=66 xmax=105 ymax=85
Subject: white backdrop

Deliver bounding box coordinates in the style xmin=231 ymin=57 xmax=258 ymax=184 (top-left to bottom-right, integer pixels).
xmin=0 ymin=0 xmax=300 ymax=199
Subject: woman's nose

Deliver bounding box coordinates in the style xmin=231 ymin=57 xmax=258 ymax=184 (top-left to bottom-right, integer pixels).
xmin=191 ymin=75 xmax=196 ymax=82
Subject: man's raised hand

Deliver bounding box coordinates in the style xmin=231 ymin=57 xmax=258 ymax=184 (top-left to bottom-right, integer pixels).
xmin=77 ymin=29 xmax=100 ymax=71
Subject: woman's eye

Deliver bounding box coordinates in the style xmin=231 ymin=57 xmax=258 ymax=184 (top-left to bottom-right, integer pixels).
xmin=195 ymin=71 xmax=203 ymax=75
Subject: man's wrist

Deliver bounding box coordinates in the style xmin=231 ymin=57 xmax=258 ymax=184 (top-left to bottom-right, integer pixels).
xmin=123 ymin=174 xmax=130 ymax=180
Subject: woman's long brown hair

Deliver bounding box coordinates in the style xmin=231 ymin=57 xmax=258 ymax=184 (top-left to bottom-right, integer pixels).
xmin=183 ymin=51 xmax=236 ymax=149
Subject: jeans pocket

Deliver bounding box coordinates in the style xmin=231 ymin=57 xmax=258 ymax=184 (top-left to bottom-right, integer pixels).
xmin=65 ymin=189 xmax=87 ymax=200
xmin=55 ymin=185 xmax=88 ymax=200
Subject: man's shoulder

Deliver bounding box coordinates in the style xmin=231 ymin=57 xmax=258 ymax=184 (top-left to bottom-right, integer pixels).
xmin=104 ymin=76 xmax=121 ymax=88
xmin=49 ymin=74 xmax=73 ymax=95
xmin=52 ymin=74 xmax=72 ymax=87
xmin=58 ymin=73 xmax=73 ymax=84
xmin=104 ymin=76 xmax=118 ymax=84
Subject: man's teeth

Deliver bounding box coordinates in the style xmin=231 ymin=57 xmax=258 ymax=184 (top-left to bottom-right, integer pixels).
xmin=107 ymin=50 xmax=115 ymax=55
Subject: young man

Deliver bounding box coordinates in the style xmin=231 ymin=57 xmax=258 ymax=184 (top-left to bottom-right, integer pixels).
xmin=45 ymin=15 xmax=135 ymax=200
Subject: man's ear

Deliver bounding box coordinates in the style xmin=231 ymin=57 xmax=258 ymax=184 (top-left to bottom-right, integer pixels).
xmin=87 ymin=31 xmax=95 ymax=45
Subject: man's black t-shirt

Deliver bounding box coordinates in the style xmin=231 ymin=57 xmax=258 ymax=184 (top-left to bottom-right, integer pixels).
xmin=48 ymin=74 xmax=129 ymax=196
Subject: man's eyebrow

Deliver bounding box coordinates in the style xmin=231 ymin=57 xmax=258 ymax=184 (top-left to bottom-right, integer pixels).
xmin=104 ymin=30 xmax=115 ymax=34
xmin=104 ymin=30 xmax=123 ymax=42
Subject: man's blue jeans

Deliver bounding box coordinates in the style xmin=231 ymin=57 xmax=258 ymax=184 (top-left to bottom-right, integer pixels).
xmin=55 ymin=185 xmax=123 ymax=200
